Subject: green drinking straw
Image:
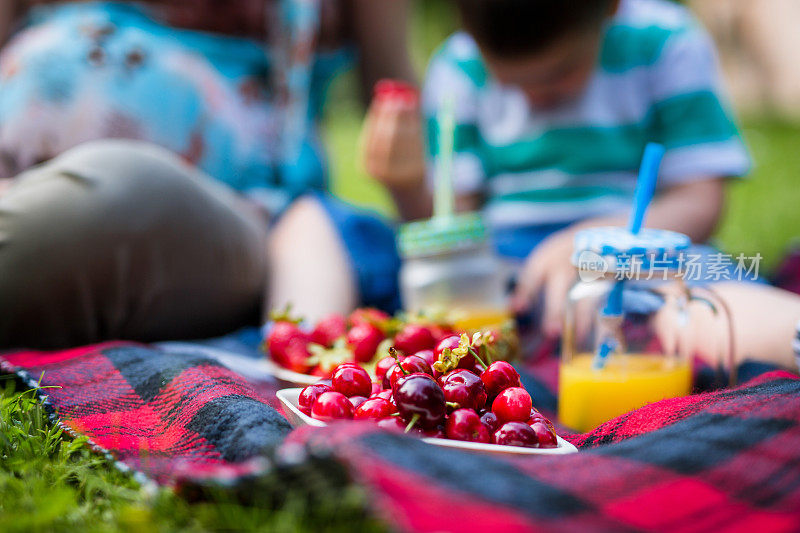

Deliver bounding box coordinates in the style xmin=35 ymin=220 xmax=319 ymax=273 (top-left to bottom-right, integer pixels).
xmin=433 ymin=96 xmax=457 ymax=220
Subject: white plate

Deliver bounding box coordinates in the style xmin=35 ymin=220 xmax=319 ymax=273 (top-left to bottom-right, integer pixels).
xmin=277 ymin=388 xmax=578 ymax=456
xmin=262 ymin=359 xmax=322 ymax=386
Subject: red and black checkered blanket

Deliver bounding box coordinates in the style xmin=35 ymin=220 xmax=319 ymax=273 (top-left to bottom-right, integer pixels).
xmin=3 ymin=341 xmax=800 ymax=531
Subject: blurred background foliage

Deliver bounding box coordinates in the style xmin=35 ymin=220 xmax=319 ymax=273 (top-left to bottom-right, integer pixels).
xmin=324 ymin=0 xmax=800 ymax=273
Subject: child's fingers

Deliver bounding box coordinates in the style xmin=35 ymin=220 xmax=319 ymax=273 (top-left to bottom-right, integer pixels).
xmin=512 ymin=256 xmax=547 ymax=312
xmin=542 ymin=271 xmax=574 ymax=338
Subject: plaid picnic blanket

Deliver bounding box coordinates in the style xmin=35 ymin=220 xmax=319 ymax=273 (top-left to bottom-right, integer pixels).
xmin=3 ymin=341 xmax=800 ymax=531
xmin=0 ymin=342 xmax=290 ymax=484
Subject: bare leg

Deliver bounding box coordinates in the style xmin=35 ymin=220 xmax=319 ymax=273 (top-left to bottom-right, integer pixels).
xmin=651 ymin=282 xmax=800 ymax=373
xmin=266 ymin=196 xmax=358 ymax=323
xmin=714 ymin=282 xmax=800 ymax=370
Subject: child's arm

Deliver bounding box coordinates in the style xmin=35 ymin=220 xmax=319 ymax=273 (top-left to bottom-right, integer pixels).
xmin=512 ymin=177 xmax=726 ymax=337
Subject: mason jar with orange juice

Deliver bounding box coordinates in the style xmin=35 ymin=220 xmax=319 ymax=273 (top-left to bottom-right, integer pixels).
xmin=398 ymin=213 xmax=513 ymax=334
xmin=558 ymin=227 xmax=734 ymax=432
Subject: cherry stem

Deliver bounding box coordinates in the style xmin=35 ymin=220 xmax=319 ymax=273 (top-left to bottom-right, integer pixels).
xmin=446 ymin=401 xmax=460 ymax=410
xmin=469 ymin=347 xmax=488 ymax=370
xmin=390 ymin=347 xmax=410 ymax=375
xmin=404 ymin=413 xmax=420 ymax=433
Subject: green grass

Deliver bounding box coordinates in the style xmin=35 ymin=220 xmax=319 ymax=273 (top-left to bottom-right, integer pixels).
xmin=0 ymin=376 xmax=382 ymax=533
xmin=716 ymin=118 xmax=800 ymax=271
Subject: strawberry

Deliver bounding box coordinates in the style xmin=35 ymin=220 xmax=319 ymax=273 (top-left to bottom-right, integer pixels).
xmin=267 ymin=321 xmax=312 ymax=373
xmin=310 ymin=313 xmax=347 ymax=347
xmin=348 ymin=308 xmax=391 ymax=328
xmin=266 ymin=306 xmax=312 ymax=373
xmin=393 ymin=324 xmax=436 ymax=355
xmin=347 ymin=322 xmax=386 ymax=362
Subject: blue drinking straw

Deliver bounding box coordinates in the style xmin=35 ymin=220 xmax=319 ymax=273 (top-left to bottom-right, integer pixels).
xmin=593 ymin=143 xmax=666 ymax=370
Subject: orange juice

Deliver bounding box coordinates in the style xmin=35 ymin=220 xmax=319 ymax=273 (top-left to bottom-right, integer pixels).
xmin=558 ymin=353 xmax=691 ymax=432
xmin=451 ymin=307 xmax=512 ymax=332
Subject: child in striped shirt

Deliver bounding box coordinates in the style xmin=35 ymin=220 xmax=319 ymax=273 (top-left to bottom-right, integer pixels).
xmin=363 ymin=0 xmax=750 ymax=338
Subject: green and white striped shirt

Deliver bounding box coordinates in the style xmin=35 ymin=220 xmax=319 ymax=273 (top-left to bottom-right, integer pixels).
xmin=423 ymin=0 xmax=750 ymax=258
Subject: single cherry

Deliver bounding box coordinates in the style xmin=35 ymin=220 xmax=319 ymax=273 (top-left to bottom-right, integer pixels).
xmin=446 ymin=409 xmax=490 ymax=443
xmin=383 ymin=355 xmax=432 ymax=390
xmin=393 ymin=373 xmax=446 ymax=429
xmin=434 ymin=335 xmax=461 ymax=360
xmin=412 ymin=348 xmax=436 ymax=368
xmin=375 ymin=355 xmax=398 ymax=382
xmin=373 ymin=389 xmax=395 ymax=405
xmin=481 ymin=361 xmax=521 ymax=399
xmin=349 ymin=395 xmax=368 ymax=410
xmin=494 ymin=422 xmax=539 ymax=448
xmin=394 ymin=324 xmax=436 ymax=355
xmin=298 ymin=383 xmax=332 ymax=415
xmin=492 ymin=387 xmax=533 ymax=424
xmin=347 ymin=323 xmax=385 ymax=362
xmin=440 ymin=370 xmax=487 ymax=411
xmin=530 ymin=421 xmax=558 ymax=448
xmin=331 ymin=364 xmax=372 ymax=397
xmin=376 ymin=416 xmax=406 ymax=432
xmin=311 ymin=391 xmax=354 ymax=422
xmin=355 ymin=398 xmax=396 ymax=420
xmin=480 ymin=411 xmax=499 ymax=433
xmin=435 ymin=334 xmax=476 ymax=370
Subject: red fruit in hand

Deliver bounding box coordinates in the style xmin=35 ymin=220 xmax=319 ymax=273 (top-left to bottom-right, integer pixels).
xmin=441 ymin=370 xmax=487 ymax=411
xmin=394 ymin=324 xmax=436 ymax=355
xmin=492 ymin=387 xmax=533 ymax=424
xmin=494 ymin=422 xmax=539 ymax=448
xmin=446 ymin=409 xmax=490 ymax=443
xmin=480 ymin=411 xmax=499 ymax=433
xmin=530 ymin=421 xmax=558 ymax=448
xmin=348 ymin=308 xmax=390 ymax=327
xmin=383 ymin=355 xmax=432 ymax=390
xmin=354 ymin=398 xmax=396 ymax=420
xmin=394 ymin=373 xmax=446 ymax=429
xmin=267 ymin=321 xmax=312 ymax=373
xmin=332 ymin=364 xmax=372 ymax=397
xmin=349 ymin=395 xmax=368 ymax=410
xmin=375 ymin=356 xmax=398 ymax=382
xmin=347 ymin=323 xmax=385 ymax=362
xmin=311 ymin=391 xmax=354 ymax=422
xmin=298 ymin=383 xmax=332 ymax=415
xmin=310 ymin=314 xmax=347 ymax=347
xmin=481 ymin=361 xmax=521 ymax=398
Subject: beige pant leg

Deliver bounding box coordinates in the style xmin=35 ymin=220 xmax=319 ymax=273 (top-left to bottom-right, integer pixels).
xmin=0 ymin=140 xmax=267 ymax=349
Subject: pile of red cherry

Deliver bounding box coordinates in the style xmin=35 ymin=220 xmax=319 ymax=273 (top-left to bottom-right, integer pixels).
xmin=296 ymin=334 xmax=558 ymax=448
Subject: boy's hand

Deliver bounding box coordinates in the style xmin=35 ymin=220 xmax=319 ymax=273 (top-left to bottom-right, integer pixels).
xmin=512 ymin=229 xmax=578 ymax=338
xmin=361 ymin=81 xmax=426 ymax=190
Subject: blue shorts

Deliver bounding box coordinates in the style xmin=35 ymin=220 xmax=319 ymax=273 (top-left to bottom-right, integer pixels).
xmin=313 ymin=193 xmax=402 ymax=313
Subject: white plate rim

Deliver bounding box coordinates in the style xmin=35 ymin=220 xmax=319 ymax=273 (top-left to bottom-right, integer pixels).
xmin=276 ymin=388 xmax=578 ymax=456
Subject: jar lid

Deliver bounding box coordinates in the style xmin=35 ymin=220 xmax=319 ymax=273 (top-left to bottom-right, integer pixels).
xmin=572 ymin=226 xmax=691 ymax=273
xmin=399 ymin=213 xmax=488 ymax=257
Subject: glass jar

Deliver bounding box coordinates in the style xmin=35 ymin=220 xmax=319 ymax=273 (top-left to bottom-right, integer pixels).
xmin=558 ymin=227 xmax=734 ymax=432
xmin=398 ymin=213 xmax=510 ymax=332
